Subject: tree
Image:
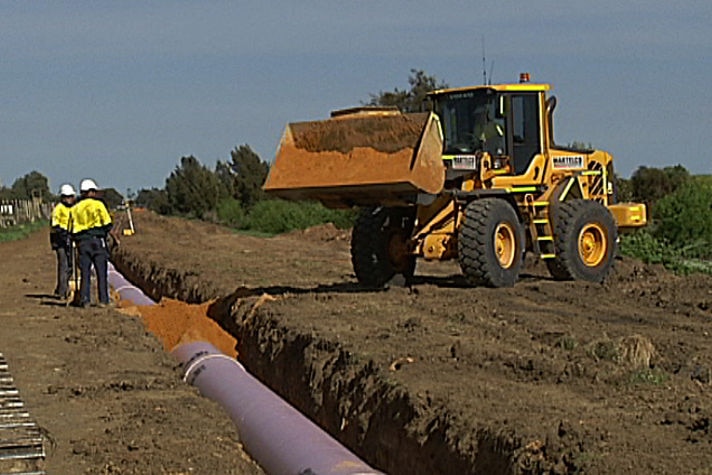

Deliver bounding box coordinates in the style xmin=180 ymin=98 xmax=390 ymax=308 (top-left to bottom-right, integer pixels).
xmin=368 ymin=69 xmax=448 ymax=113
xmin=101 ymin=188 xmax=124 ymax=209
xmin=220 ymin=145 xmax=270 ymax=208
xmin=653 ymin=180 xmax=712 ymax=259
xmin=135 ymin=188 xmax=171 ymax=214
xmin=630 ymin=165 xmax=690 ymax=206
xmin=11 ymin=171 xmax=50 ymax=201
xmin=567 ymin=141 xmax=593 ymax=151
xmin=164 ymin=156 xmax=230 ymax=218
xmin=614 ymin=173 xmax=633 ymax=202
xmin=0 ymin=186 xmax=14 ymax=200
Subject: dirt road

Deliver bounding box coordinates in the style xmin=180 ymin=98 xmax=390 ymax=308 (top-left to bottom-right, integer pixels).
xmin=0 ymin=230 xmax=263 ymax=474
xmin=112 ymin=210 xmax=712 ymax=474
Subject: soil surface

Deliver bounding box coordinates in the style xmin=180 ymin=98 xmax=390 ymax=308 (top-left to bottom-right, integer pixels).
xmin=291 ymin=113 xmax=429 ymax=153
xmin=108 ymin=210 xmax=712 ymax=474
xmin=0 ymin=229 xmax=263 ymax=474
xmin=5 ymin=208 xmax=710 ymax=474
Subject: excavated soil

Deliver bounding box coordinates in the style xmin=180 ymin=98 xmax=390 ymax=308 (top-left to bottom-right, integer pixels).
xmin=290 ymin=113 xmax=429 ymax=153
xmin=109 ymin=210 xmax=712 ymax=474
xmin=0 ymin=229 xmax=263 ymax=474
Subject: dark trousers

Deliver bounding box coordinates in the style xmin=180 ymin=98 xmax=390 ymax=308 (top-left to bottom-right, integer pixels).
xmin=78 ymin=237 xmax=110 ymax=305
xmin=54 ymin=246 xmax=72 ymax=298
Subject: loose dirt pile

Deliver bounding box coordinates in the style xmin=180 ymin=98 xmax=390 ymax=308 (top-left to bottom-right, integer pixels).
xmin=111 ymin=210 xmax=712 ymax=474
xmin=291 ymin=113 xmax=429 ymax=153
xmin=117 ymin=298 xmax=237 ymax=357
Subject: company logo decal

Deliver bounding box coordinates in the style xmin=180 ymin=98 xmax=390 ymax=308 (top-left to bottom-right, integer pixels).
xmin=552 ymin=155 xmax=585 ymax=169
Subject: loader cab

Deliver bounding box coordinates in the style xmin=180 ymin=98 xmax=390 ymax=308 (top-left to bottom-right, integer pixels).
xmin=429 ymin=83 xmax=547 ymax=176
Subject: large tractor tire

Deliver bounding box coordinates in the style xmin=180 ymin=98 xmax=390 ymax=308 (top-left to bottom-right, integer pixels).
xmin=546 ymin=199 xmax=617 ymax=282
xmin=458 ymin=198 xmax=524 ymax=287
xmin=351 ymin=206 xmax=416 ymax=288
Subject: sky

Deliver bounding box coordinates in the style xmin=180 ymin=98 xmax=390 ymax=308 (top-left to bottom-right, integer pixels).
xmin=1 ymin=1 xmax=711 ymax=196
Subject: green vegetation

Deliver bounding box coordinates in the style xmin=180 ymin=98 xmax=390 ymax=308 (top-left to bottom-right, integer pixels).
xmin=555 ymin=335 xmax=578 ymax=351
xmin=239 ymin=199 xmax=356 ymax=235
xmin=619 ymin=174 xmax=712 ymax=274
xmin=367 ymin=69 xmax=447 ymax=112
xmin=628 ymin=368 xmax=668 ymax=386
xmin=1 ymin=170 xmax=52 ymax=201
xmin=0 ymin=220 xmax=47 ymax=243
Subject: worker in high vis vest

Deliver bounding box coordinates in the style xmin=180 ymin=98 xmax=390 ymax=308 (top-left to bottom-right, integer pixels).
xmin=50 ymin=184 xmax=76 ymax=299
xmin=70 ymin=178 xmax=113 ymax=307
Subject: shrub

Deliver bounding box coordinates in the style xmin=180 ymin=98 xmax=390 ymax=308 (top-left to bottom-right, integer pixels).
xmin=619 ymin=230 xmax=712 ymax=275
xmin=215 ymin=198 xmax=246 ymax=228
xmin=653 ymin=180 xmax=712 ymax=259
xmin=242 ymin=199 xmax=356 ymax=234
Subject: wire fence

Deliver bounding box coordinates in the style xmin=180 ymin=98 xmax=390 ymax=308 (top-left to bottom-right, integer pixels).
xmin=0 ymin=198 xmax=53 ymax=228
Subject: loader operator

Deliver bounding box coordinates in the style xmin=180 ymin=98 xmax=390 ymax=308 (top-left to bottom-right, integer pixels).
xmin=50 ymin=184 xmax=76 ymax=300
xmin=472 ymin=106 xmax=505 ymax=155
xmin=69 ymin=178 xmax=113 ymax=308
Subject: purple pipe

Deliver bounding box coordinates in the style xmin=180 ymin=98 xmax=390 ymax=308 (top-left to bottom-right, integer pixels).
xmin=172 ymin=341 xmax=384 ymax=475
xmin=107 ymin=263 xmax=156 ymax=306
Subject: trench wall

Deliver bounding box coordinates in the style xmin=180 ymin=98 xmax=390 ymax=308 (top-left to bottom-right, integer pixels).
xmin=112 ymin=248 xmax=526 ymax=475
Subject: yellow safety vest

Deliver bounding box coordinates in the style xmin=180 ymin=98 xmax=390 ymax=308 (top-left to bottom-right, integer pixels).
xmin=70 ymin=198 xmax=112 ymax=235
xmin=51 ymin=202 xmax=73 ymax=231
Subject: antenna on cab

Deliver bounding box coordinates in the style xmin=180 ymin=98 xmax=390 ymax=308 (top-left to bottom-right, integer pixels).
xmin=481 ymin=36 xmax=487 ymax=85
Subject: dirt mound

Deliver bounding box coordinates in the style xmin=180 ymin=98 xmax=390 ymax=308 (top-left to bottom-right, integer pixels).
xmin=291 ymin=113 xmax=429 ymax=154
xmin=118 ymin=298 xmax=238 ymax=357
xmin=284 ymin=223 xmax=351 ymax=242
xmin=111 ymin=210 xmax=712 ymax=474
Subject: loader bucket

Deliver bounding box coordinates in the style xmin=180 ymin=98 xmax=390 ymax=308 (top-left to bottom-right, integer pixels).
xmin=263 ymin=109 xmax=445 ymax=208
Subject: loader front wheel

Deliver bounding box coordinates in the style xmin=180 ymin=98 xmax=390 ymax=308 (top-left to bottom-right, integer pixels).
xmin=458 ymin=198 xmax=524 ymax=287
xmin=351 ymin=207 xmax=416 ymax=288
xmin=546 ymin=199 xmax=617 ymax=282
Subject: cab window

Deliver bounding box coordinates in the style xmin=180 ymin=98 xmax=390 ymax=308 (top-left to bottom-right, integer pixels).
xmin=510 ymin=94 xmax=540 ymax=174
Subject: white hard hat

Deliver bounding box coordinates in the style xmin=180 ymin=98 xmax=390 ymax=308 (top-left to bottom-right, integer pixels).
xmin=59 ymin=183 xmax=76 ymax=197
xmin=80 ymin=178 xmax=98 ymax=192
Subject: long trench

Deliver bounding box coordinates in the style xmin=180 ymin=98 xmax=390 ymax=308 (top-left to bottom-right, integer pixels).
xmin=111 ymin=253 xmax=516 ymax=475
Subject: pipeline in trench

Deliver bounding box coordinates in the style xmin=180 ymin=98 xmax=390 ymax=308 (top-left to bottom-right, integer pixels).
xmin=107 ymin=264 xmax=383 ymax=475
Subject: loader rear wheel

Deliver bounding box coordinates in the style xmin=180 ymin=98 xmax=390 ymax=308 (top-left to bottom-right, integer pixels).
xmin=458 ymin=198 xmax=524 ymax=287
xmin=351 ymin=207 xmax=415 ymax=288
xmin=546 ymin=199 xmax=617 ymax=282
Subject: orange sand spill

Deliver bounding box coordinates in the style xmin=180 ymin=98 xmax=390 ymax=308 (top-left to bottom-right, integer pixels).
xmin=117 ymin=298 xmax=237 ymax=358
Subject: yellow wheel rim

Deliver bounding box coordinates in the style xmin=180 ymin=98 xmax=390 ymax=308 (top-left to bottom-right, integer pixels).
xmin=495 ymin=223 xmax=516 ymax=268
xmin=579 ymin=223 xmax=607 ymax=267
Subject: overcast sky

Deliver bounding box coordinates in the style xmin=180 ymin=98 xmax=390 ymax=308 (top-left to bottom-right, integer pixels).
xmin=1 ymin=1 xmax=710 ymax=195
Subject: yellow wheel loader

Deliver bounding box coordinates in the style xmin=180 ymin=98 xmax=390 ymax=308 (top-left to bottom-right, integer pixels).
xmin=264 ymin=76 xmax=646 ymax=288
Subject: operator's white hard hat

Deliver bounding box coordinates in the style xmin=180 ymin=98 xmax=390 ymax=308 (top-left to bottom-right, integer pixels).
xmin=59 ymin=183 xmax=76 ymax=197
xmin=80 ymin=178 xmax=98 ymax=192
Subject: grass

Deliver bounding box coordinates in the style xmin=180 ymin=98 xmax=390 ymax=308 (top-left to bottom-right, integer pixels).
xmin=628 ymin=368 xmax=668 ymax=385
xmin=0 ymin=220 xmax=47 ymax=242
xmin=619 ymin=231 xmax=712 ymax=276
xmin=555 ymin=335 xmax=578 ymax=351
